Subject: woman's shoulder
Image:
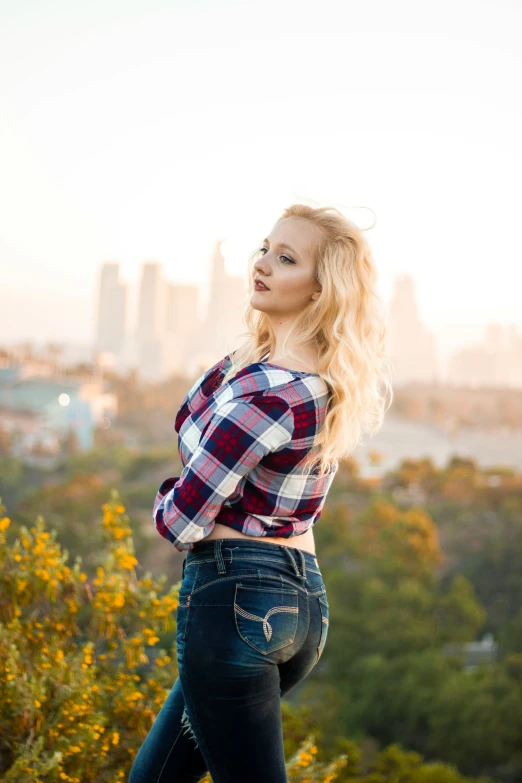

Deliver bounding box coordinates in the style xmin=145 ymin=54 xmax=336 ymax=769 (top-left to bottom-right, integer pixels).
xmin=223 ymin=365 xmax=330 ymax=416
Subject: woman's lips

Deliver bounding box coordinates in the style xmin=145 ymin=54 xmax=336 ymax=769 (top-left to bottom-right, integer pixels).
xmin=254 ymin=281 xmax=270 ymax=290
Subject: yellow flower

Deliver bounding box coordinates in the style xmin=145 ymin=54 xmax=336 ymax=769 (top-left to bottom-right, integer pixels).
xmin=115 ymin=549 xmax=138 ymax=570
xmin=145 ymin=634 xmax=160 ymax=645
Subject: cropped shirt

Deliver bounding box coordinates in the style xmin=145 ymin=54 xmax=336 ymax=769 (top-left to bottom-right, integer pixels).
xmin=153 ymin=352 xmax=338 ymax=551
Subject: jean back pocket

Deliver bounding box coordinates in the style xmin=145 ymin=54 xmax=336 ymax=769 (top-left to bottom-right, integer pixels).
xmin=234 ymin=583 xmax=299 ymax=655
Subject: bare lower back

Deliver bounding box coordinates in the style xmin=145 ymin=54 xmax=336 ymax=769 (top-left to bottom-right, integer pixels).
xmin=203 ymin=522 xmax=317 ymax=557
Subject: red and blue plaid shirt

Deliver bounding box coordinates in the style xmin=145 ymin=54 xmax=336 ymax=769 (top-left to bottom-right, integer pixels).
xmin=153 ymin=352 xmax=338 ymax=551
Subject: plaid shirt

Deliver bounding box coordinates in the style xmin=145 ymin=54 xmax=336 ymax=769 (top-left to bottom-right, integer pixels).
xmin=153 ymin=353 xmax=338 ymax=551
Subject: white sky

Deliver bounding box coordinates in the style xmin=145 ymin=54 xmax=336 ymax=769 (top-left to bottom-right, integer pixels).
xmin=1 ymin=0 xmax=521 ymax=357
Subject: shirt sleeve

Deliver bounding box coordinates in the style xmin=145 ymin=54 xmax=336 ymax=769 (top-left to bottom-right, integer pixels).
xmin=174 ymin=354 xmax=231 ymax=433
xmin=153 ymin=394 xmax=295 ymax=551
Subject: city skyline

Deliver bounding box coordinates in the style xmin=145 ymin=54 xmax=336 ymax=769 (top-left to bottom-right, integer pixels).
xmin=1 ymin=0 xmax=521 ymax=353
xmin=91 ymin=253 xmax=522 ymax=387
xmin=3 ymin=245 xmax=522 ymax=386
xmin=2 ymin=240 xmax=521 ymax=384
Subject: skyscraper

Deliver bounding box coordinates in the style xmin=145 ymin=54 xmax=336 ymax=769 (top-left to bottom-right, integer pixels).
xmin=201 ymin=239 xmax=246 ymax=360
xmin=163 ymin=282 xmax=202 ymax=377
xmin=135 ymin=261 xmax=167 ymax=380
xmin=95 ymin=262 xmax=127 ymax=357
xmin=387 ymin=275 xmax=440 ymax=385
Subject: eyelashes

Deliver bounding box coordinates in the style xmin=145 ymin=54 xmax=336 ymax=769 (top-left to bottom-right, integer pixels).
xmin=258 ymin=247 xmax=295 ymax=265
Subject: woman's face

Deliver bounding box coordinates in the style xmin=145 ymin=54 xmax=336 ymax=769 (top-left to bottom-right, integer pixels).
xmin=251 ymin=216 xmax=322 ymax=316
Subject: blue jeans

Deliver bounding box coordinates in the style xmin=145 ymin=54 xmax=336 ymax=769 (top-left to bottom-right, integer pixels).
xmin=128 ymin=537 xmax=330 ymax=783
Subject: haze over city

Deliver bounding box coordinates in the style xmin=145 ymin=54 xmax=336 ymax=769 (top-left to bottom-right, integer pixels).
xmin=1 ymin=0 xmax=521 ymax=366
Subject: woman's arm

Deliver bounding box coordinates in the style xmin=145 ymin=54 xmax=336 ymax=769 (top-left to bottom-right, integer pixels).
xmin=153 ymin=394 xmax=294 ymax=551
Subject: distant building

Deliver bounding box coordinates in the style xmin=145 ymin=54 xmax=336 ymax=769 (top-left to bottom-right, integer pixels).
xmin=447 ymin=323 xmax=522 ymax=389
xmin=163 ymin=282 xmax=203 ymax=378
xmin=387 ymin=275 xmax=441 ymax=386
xmin=198 ymin=239 xmax=247 ymax=368
xmin=134 ymin=261 xmax=168 ymax=381
xmin=95 ymin=262 xmax=127 ymax=357
xmin=0 ymin=364 xmax=117 ymax=459
xmin=443 ymin=633 xmax=498 ymax=671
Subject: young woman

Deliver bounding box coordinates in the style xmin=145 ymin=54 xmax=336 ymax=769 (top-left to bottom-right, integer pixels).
xmin=128 ymin=203 xmax=393 ymax=783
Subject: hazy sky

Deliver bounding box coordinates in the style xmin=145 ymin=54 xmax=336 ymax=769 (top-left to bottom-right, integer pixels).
xmin=1 ymin=0 xmax=521 ymax=357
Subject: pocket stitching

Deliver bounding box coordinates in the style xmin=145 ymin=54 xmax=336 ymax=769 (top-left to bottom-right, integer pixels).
xmin=234 ymin=583 xmax=299 ymax=655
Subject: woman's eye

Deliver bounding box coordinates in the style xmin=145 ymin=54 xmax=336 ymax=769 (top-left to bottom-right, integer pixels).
xmin=258 ymin=247 xmax=294 ymax=264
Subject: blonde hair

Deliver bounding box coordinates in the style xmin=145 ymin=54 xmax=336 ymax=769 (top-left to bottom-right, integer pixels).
xmin=219 ymin=203 xmax=394 ymax=478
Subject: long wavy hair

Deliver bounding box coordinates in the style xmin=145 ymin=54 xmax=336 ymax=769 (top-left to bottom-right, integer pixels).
xmin=219 ymin=203 xmax=394 ymax=478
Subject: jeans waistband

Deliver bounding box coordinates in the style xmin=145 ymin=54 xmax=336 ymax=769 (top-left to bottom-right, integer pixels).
xmin=186 ymin=538 xmax=319 ymax=579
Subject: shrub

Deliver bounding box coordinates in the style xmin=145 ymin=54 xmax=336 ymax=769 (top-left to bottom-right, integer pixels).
xmin=0 ymin=492 xmax=348 ymax=782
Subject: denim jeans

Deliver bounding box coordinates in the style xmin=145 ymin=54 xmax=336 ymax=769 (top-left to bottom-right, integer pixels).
xmin=127 ymin=537 xmax=330 ymax=783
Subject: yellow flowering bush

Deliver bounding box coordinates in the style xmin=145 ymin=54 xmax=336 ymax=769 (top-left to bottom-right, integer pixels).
xmin=0 ymin=491 xmax=182 ymax=783
xmin=0 ymin=491 xmax=350 ymax=783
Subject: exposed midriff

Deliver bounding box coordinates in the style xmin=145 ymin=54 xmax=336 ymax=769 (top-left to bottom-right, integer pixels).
xmin=203 ymin=521 xmax=316 ymax=556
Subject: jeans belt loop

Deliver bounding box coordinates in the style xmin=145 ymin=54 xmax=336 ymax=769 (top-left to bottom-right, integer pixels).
xmin=280 ymin=545 xmax=304 ymax=579
xmin=214 ymin=539 xmax=226 ymax=574
xmin=298 ymin=548 xmax=307 ymax=579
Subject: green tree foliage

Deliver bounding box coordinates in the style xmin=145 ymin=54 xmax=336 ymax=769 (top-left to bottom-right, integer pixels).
xmin=301 ymin=486 xmax=522 ymax=779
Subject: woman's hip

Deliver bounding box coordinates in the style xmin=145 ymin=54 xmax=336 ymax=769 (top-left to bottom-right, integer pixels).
xmin=176 ymin=538 xmax=328 ymax=668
